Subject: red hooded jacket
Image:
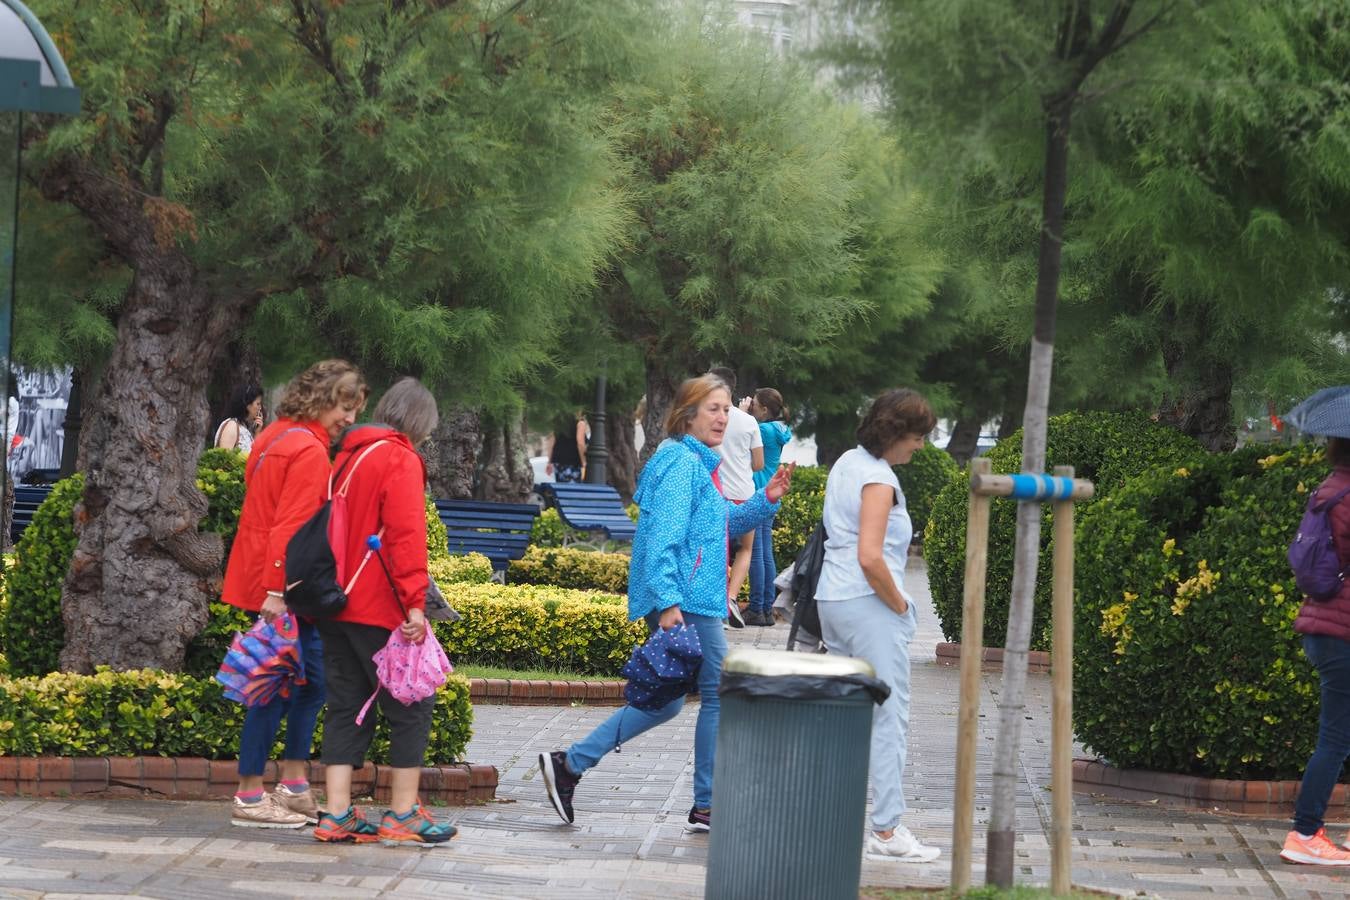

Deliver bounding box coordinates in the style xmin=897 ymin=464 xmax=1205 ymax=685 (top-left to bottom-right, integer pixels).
xmin=222 ymin=418 xmax=332 ymax=612
xmin=1293 ymin=466 xmax=1350 ymax=640
xmin=329 ymin=425 xmax=429 ymax=631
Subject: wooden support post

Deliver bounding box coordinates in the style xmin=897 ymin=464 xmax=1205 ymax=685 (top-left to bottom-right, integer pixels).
xmin=951 ymin=457 xmax=992 ymax=892
xmin=1050 ymin=465 xmax=1075 ymax=896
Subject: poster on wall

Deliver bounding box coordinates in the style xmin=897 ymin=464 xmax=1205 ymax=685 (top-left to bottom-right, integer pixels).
xmin=8 ymin=366 xmax=71 ymax=483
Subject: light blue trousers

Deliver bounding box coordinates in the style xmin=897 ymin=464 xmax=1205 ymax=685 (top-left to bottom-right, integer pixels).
xmin=566 ymin=611 xmax=728 ymax=810
xmin=817 ymin=593 xmax=917 ymax=832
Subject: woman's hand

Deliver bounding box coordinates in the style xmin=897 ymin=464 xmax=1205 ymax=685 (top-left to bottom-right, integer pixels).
xmin=659 ymin=605 xmax=685 ymax=629
xmin=260 ymin=590 xmax=287 ymax=624
xmin=401 ymin=607 xmax=427 ymax=642
xmin=765 ymin=462 xmax=796 ymax=503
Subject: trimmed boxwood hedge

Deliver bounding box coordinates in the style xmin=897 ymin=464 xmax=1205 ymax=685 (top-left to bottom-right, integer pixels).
xmin=1073 ymin=444 xmax=1329 ymax=779
xmin=772 ymin=465 xmax=827 ymax=571
xmin=896 ymin=442 xmax=960 ymax=543
xmin=0 ymin=667 xmax=473 ymax=762
xmin=508 ymin=545 xmax=630 ymax=593
xmin=924 ymin=411 xmax=1203 ymax=652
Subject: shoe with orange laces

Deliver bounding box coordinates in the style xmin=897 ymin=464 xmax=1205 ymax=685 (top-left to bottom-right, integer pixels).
xmin=1280 ymin=829 xmax=1350 ymax=865
xmin=314 ymin=806 xmax=380 ymax=843
xmin=378 ymin=803 xmax=458 ymax=847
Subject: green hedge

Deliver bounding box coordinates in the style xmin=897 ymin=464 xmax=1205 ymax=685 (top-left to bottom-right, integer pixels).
xmin=1074 ymin=444 xmax=1328 ymax=779
xmin=925 ymin=412 xmax=1203 ymax=652
xmin=773 ymin=465 xmax=827 ymax=571
xmin=896 ymin=442 xmax=960 ymax=543
xmin=435 ymin=582 xmax=645 ymax=675
xmin=0 ymin=667 xmax=472 ymax=762
xmin=508 ymin=545 xmax=630 ymax=593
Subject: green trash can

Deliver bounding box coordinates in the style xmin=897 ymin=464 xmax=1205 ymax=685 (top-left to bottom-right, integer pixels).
xmin=705 ymin=648 xmax=890 ymax=900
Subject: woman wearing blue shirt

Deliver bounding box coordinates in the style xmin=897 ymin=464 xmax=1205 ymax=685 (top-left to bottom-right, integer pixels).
xmin=538 ymin=373 xmax=794 ymax=833
xmin=745 ymin=388 xmax=792 ymax=625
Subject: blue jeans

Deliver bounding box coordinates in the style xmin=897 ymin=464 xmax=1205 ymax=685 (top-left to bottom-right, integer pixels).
xmin=748 ymin=516 xmax=777 ymax=613
xmin=1294 ymin=634 xmax=1350 ymax=835
xmin=566 ymin=611 xmax=728 ymax=809
xmin=237 ymin=617 xmax=326 ymax=777
xmin=817 ymin=593 xmax=917 ymax=832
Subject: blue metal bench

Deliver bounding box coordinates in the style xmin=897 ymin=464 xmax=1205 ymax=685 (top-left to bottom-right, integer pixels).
xmin=11 ymin=484 xmax=54 ymax=544
xmin=536 ymin=482 xmax=637 ymax=545
xmin=434 ymin=498 xmax=540 ymax=581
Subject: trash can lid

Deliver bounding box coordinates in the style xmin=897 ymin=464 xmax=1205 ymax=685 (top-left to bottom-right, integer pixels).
xmin=721 ymin=647 xmax=875 ymax=679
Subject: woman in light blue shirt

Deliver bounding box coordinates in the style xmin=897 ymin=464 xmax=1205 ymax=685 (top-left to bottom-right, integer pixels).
xmin=538 ymin=374 xmax=794 ymax=834
xmin=746 ymin=388 xmax=792 ymax=625
xmin=818 ymin=388 xmax=938 ymax=863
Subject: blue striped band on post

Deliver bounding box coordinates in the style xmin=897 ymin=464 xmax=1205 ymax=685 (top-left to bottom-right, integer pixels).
xmin=1006 ymin=474 xmax=1077 ymax=501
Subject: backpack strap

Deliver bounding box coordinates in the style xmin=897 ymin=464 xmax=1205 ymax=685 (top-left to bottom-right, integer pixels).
xmin=330 ymin=440 xmax=393 ymax=595
xmin=247 ymin=426 xmax=318 ymax=479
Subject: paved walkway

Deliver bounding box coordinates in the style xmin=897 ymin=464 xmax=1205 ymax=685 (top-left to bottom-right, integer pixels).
xmin=1 ymin=561 xmax=1345 ymax=898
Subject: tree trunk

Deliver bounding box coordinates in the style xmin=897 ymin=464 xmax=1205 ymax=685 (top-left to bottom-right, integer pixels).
xmin=1156 ymin=305 xmax=1237 ymax=451
xmin=60 ymin=273 xmax=240 ymax=673
xmin=986 ymin=98 xmax=1072 ymax=888
xmin=475 ymin=410 xmax=533 ymax=502
xmin=421 ymin=405 xmax=481 ymax=500
xmin=997 ymin=403 xmax=1021 ymax=440
xmin=1 ymin=473 xmax=12 ymax=553
xmin=59 ymin=368 xmax=83 ymax=479
xmin=638 ymin=363 xmax=678 ymax=469
xmin=606 ymin=406 xmax=638 ymax=503
xmin=945 ymin=417 xmax=981 ymax=466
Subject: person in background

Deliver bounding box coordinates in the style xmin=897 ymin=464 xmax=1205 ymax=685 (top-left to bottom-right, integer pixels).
xmin=537 ymin=374 xmax=793 ymax=833
xmin=215 ymin=383 xmax=264 ymax=453
xmin=817 ymin=388 xmax=940 ymax=862
xmin=221 ymin=360 xmax=367 ymax=829
xmin=1281 ymin=435 xmax=1350 ymax=865
xmin=314 ymin=377 xmax=458 ymax=846
xmin=708 ymin=366 xmax=762 ymax=628
xmin=744 ymin=388 xmax=792 ymax=626
xmin=547 ymin=411 xmax=588 ymax=482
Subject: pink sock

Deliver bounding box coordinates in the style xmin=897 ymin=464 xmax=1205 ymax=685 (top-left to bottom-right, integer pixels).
xmin=235 ymin=789 xmax=264 ymax=804
xmin=280 ymin=779 xmax=309 ymax=793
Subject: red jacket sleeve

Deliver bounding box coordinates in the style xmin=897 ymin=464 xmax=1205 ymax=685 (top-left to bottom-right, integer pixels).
xmin=261 ymin=443 xmax=331 ymax=593
xmin=380 ymin=448 xmax=430 ymax=615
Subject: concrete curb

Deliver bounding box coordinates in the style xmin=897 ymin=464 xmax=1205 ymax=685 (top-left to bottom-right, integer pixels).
xmin=0 ymin=756 xmax=497 ymax=805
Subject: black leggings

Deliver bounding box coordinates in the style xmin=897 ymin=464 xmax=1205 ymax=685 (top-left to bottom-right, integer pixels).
xmin=317 ymin=619 xmax=435 ymax=769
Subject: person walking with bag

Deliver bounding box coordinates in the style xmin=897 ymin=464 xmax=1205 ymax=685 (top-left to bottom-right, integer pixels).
xmin=1282 ymin=434 xmax=1350 ymax=865
xmin=312 ymin=377 xmax=458 ymax=846
xmin=538 ymin=374 xmax=794 ymax=832
xmin=817 ymin=388 xmax=940 ymax=862
xmin=746 ymin=387 xmax=792 ymax=626
xmin=221 ymin=360 xmax=368 ymax=828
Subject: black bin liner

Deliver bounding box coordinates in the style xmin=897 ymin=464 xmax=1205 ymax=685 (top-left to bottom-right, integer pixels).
xmin=718 ymin=670 xmax=890 ymax=706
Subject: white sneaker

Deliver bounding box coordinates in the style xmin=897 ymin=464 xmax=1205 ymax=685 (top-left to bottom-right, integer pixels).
xmin=865 ymin=825 xmax=940 ymax=863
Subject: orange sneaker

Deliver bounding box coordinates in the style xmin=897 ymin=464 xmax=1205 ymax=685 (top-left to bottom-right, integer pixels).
xmin=314 ymin=806 xmax=380 ymax=843
xmin=1281 ymin=829 xmax=1350 ymax=865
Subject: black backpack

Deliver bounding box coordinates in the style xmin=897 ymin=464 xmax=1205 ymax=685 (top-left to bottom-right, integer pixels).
xmin=786 ymin=522 xmax=827 ymax=649
xmin=284 ymin=440 xmax=388 ymax=618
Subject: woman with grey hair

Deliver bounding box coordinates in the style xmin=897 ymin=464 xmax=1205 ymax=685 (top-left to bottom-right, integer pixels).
xmin=312 ymin=377 xmax=458 ymax=846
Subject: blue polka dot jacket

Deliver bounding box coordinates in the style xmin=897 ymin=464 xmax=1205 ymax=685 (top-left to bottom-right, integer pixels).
xmin=628 ymin=435 xmax=780 ymax=621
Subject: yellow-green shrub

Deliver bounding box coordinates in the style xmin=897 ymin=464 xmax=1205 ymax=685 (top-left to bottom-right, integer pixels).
xmin=508 ymin=546 xmax=629 ymax=593
xmin=0 ymin=667 xmax=473 ymax=762
xmin=773 ymin=465 xmax=827 ymax=570
xmin=429 ymin=552 xmax=494 ymax=586
xmin=434 ymin=582 xmax=643 ymax=675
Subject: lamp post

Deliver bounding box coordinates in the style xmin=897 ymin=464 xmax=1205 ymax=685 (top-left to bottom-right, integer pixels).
xmin=584 ymin=361 xmax=608 ymax=485
xmin=0 ymin=0 xmax=80 ymax=505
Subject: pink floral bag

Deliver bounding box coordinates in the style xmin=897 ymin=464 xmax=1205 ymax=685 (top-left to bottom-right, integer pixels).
xmin=355 ymin=628 xmax=454 ymax=725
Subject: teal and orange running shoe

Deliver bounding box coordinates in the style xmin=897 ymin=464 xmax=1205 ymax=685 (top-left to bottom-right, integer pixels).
xmin=378 ymin=803 xmax=458 ymax=846
xmin=314 ymin=806 xmax=380 ymax=843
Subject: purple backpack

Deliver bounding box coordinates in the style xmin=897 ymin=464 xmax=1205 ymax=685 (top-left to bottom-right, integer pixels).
xmin=1289 ymin=484 xmax=1350 ymax=601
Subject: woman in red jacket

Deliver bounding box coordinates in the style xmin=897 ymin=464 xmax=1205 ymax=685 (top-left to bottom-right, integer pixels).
xmin=312 ymin=377 xmax=457 ymax=846
xmin=1283 ymin=435 xmax=1350 ymax=865
xmin=221 ymin=360 xmax=368 ymax=829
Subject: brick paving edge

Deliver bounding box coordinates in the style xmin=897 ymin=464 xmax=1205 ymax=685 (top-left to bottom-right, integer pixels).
xmin=0 ymin=756 xmax=497 ymax=805
xmin=467 ymin=677 xmax=626 ymax=706
xmin=934 ymin=642 xmax=1051 ymax=674
xmin=1072 ymin=756 xmax=1323 ymax=816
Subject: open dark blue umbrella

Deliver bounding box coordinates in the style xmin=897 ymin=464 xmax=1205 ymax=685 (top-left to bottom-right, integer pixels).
xmin=1285 ymin=386 xmax=1350 ymax=439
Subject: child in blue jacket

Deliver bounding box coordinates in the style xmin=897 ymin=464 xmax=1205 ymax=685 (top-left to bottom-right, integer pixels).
xmin=539 ymin=373 xmax=793 ymax=833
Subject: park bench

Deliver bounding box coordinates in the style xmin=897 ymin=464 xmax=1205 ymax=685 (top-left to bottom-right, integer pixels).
xmin=536 ymin=481 xmax=636 ymax=547
xmin=434 ymin=498 xmax=540 ymax=582
xmin=11 ymin=484 xmax=53 ymax=544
